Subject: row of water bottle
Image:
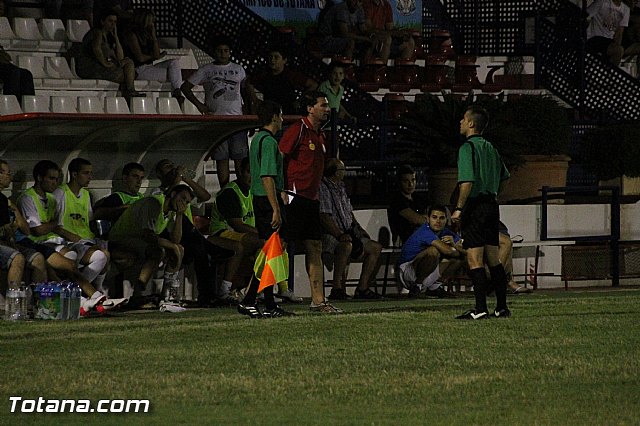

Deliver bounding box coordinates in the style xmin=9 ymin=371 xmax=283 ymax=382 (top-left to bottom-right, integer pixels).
xmin=4 ymin=281 xmax=82 ymax=321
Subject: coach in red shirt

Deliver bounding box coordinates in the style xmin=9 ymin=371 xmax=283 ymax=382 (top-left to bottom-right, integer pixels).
xmin=279 ymin=92 xmax=341 ymax=313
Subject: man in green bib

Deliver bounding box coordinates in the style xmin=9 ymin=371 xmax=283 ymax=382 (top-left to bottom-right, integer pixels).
xmin=109 ymin=184 xmax=194 ymax=312
xmin=153 ymin=158 xmax=233 ymax=307
xmin=52 ymin=158 xmax=111 ymax=294
xmin=94 ymin=162 xmax=146 ymax=222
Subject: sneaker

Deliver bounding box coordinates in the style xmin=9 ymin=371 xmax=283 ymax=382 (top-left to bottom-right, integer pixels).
xmin=159 ymin=301 xmax=187 ymax=313
xmin=100 ymin=297 xmax=128 ymax=311
xmin=353 ymin=287 xmax=383 ymax=300
xmin=408 ymin=285 xmax=423 ymax=298
xmin=310 ymin=302 xmax=343 ymax=313
xmin=80 ymin=291 xmax=107 ymax=317
xmin=230 ymin=289 xmax=245 ymax=303
xmin=456 ymin=309 xmax=489 ymax=320
xmin=263 ymin=305 xmax=296 ymax=318
xmin=425 ymin=286 xmax=456 ymax=299
xmin=216 ymin=294 xmax=239 ymax=306
xmin=279 ymin=289 xmax=303 ymax=303
xmin=493 ymin=307 xmax=512 ymax=318
xmin=237 ymin=303 xmax=262 ymax=318
xmin=328 ymin=288 xmax=350 ymax=300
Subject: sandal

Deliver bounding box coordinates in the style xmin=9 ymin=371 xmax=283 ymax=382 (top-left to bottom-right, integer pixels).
xmin=509 ymin=285 xmax=532 ymax=294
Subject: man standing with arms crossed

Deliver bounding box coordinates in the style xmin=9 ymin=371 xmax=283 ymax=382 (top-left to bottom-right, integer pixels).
xmin=451 ymin=106 xmax=511 ymax=320
xmin=280 ymin=92 xmax=340 ymax=313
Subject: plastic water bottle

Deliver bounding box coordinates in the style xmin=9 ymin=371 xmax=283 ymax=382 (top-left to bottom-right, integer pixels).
xmin=4 ymin=283 xmax=27 ymax=321
xmin=26 ymin=284 xmax=34 ymax=319
xmin=60 ymin=283 xmax=70 ymax=320
xmin=69 ymin=283 xmax=82 ymax=320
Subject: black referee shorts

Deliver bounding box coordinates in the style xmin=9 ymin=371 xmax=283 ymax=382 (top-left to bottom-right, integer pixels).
xmin=460 ymin=194 xmax=500 ymax=249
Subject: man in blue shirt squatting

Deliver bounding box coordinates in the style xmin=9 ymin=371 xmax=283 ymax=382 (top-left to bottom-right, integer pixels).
xmin=451 ymin=105 xmax=511 ymax=320
xmin=398 ymin=205 xmax=464 ymax=298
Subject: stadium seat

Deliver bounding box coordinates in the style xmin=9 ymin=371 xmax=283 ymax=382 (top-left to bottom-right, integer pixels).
xmin=44 ymin=56 xmax=73 ymax=79
xmin=104 ymin=97 xmax=130 ymax=114
xmin=182 ymin=98 xmax=201 ymax=115
xmin=22 ymin=95 xmax=50 ymax=112
xmin=157 ymin=97 xmax=183 ymax=115
xmin=388 ymin=59 xmax=420 ymax=92
xmin=0 ymin=17 xmax=16 ymax=45
xmin=78 ymin=96 xmax=104 ymax=113
xmin=17 ymin=55 xmax=46 ymax=83
xmin=0 ymin=95 xmax=23 ymax=115
xmin=66 ymin=19 xmax=90 ymax=43
xmin=382 ymin=93 xmax=409 ymax=120
xmin=40 ymin=19 xmax=66 ymax=42
xmin=50 ymin=96 xmax=77 ymax=113
xmin=12 ymin=17 xmax=42 ymax=40
xmin=131 ymin=97 xmax=156 ymax=114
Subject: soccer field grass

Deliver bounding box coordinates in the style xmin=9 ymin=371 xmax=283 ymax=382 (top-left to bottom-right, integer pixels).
xmin=1 ymin=288 xmax=639 ymax=425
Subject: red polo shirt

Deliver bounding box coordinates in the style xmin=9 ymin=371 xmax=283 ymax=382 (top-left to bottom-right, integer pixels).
xmin=279 ymin=117 xmax=326 ymax=201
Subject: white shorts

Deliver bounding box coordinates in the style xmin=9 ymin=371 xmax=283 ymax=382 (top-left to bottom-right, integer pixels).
xmin=399 ymin=260 xmax=441 ymax=290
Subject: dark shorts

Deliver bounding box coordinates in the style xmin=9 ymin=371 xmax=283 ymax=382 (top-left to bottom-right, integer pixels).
xmin=460 ymin=195 xmax=500 ymax=249
xmin=211 ymin=131 xmax=249 ymax=161
xmin=283 ymin=195 xmax=322 ymax=242
xmin=586 ymin=36 xmax=613 ymax=58
xmin=253 ymin=195 xmax=288 ymax=241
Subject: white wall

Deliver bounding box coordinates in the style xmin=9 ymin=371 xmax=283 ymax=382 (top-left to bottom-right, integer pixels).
xmin=289 ymin=202 xmax=640 ymax=297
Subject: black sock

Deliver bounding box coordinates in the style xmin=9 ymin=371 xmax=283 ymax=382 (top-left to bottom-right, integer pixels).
xmin=263 ymin=286 xmax=277 ymax=310
xmin=242 ymin=275 xmax=259 ymax=306
xmin=469 ymin=267 xmax=488 ymax=313
xmin=489 ymin=264 xmax=508 ymax=311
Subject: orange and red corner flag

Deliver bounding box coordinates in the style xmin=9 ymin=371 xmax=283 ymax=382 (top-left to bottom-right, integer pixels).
xmin=254 ymin=231 xmax=289 ymax=293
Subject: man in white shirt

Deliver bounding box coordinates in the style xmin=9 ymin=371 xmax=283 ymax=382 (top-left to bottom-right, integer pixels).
xmin=180 ymin=36 xmax=256 ymax=188
xmin=586 ymin=0 xmax=630 ymax=66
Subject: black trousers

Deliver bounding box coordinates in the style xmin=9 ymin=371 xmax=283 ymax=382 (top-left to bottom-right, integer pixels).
xmin=0 ymin=63 xmax=35 ymax=100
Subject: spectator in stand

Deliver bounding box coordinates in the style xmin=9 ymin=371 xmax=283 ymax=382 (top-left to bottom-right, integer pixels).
xmin=94 ymin=162 xmax=145 ymax=223
xmin=318 ymin=0 xmax=379 ymax=61
xmin=0 ymin=45 xmax=35 ymax=103
xmin=280 ymin=92 xmax=340 ymax=313
xmin=623 ymin=7 xmax=640 ymax=74
xmin=398 ymin=204 xmax=461 ymax=298
xmin=75 ymin=10 xmax=143 ymax=100
xmin=93 ymin=0 xmax=133 ymax=29
xmin=318 ymin=61 xmax=356 ymax=122
xmin=181 ymin=35 xmax=256 ymax=188
xmin=361 ymin=0 xmax=415 ymax=62
xmin=248 ymin=45 xmax=318 ymax=115
xmin=153 ymin=158 xmax=234 ymax=307
xmin=18 ymin=160 xmax=126 ymax=316
xmin=0 ymin=159 xmax=48 ymax=286
xmin=319 ymin=158 xmax=382 ymax=300
xmin=586 ymin=0 xmax=630 ymax=66
xmin=387 ymin=164 xmax=428 ymax=245
xmin=109 ymin=184 xmax=193 ymax=312
xmin=123 ymin=8 xmax=184 ymax=102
